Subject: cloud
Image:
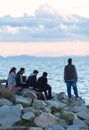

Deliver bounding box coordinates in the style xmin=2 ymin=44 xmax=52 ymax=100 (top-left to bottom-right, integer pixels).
xmin=0 ymin=5 xmax=89 ymax=42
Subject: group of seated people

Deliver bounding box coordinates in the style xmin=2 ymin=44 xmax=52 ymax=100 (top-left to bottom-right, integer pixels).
xmin=6 ymin=67 xmax=53 ymax=100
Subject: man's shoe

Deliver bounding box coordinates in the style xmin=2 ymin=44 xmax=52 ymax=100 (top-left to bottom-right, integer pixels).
xmin=47 ymin=96 xmax=54 ymax=100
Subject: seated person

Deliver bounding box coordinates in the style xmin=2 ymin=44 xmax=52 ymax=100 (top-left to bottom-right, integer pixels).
xmin=26 ymin=70 xmax=38 ymax=89
xmin=36 ymin=72 xmax=53 ymax=100
xmin=7 ymin=67 xmax=16 ymax=89
xmin=16 ymin=68 xmax=27 ymax=88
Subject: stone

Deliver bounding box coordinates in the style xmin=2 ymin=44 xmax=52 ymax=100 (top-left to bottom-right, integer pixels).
xmin=0 ymin=104 xmax=23 ymax=127
xmin=34 ymin=113 xmax=60 ymax=128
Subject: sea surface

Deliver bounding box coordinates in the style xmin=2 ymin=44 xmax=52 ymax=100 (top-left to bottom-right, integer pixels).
xmin=0 ymin=55 xmax=89 ymax=104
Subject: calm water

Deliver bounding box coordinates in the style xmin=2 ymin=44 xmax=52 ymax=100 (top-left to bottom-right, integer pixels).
xmin=0 ymin=56 xmax=89 ymax=104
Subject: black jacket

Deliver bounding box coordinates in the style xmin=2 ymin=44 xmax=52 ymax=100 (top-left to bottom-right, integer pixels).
xmin=16 ymin=71 xmax=21 ymax=86
xmin=37 ymin=76 xmax=47 ymax=89
xmin=26 ymin=74 xmax=37 ymax=88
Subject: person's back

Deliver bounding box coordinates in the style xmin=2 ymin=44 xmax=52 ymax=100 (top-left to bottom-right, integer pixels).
xmin=7 ymin=67 xmax=16 ymax=88
xmin=36 ymin=72 xmax=53 ymax=100
xmin=64 ymin=64 xmax=77 ymax=81
xmin=27 ymin=74 xmax=37 ymax=88
xmin=8 ymin=71 xmax=16 ymax=87
xmin=16 ymin=71 xmax=21 ymax=86
xmin=26 ymin=70 xmax=38 ymax=89
xmin=16 ymin=68 xmax=26 ymax=87
xmin=37 ymin=76 xmax=47 ymax=89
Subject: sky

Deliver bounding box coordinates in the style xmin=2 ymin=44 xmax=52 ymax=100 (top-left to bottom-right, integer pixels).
xmin=0 ymin=0 xmax=89 ymax=57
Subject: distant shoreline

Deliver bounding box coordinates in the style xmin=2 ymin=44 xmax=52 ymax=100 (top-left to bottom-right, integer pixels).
xmin=0 ymin=55 xmax=89 ymax=59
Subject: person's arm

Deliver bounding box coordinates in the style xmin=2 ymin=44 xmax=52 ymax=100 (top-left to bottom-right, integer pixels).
xmin=44 ymin=78 xmax=47 ymax=85
xmin=11 ymin=72 xmax=16 ymax=86
xmin=64 ymin=66 xmax=66 ymax=82
xmin=32 ymin=75 xmax=37 ymax=88
xmin=16 ymin=73 xmax=21 ymax=86
xmin=74 ymin=66 xmax=78 ymax=82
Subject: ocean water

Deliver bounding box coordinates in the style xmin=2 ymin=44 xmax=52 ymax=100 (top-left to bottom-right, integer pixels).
xmin=0 ymin=56 xmax=89 ymax=104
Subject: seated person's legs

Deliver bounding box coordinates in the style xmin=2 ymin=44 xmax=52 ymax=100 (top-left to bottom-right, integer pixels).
xmin=46 ymin=84 xmax=52 ymax=99
xmin=36 ymin=84 xmax=52 ymax=99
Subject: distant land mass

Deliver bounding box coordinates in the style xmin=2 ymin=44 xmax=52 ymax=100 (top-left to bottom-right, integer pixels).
xmin=0 ymin=55 xmax=89 ymax=61
xmin=0 ymin=55 xmax=38 ymax=60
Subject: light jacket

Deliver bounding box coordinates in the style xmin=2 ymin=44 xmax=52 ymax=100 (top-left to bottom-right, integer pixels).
xmin=7 ymin=72 xmax=16 ymax=88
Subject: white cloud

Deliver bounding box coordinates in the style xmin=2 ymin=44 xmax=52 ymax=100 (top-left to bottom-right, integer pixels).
xmin=5 ymin=26 xmax=19 ymax=34
xmin=0 ymin=5 xmax=89 ymax=42
xmin=0 ymin=0 xmax=89 ymax=18
xmin=38 ymin=25 xmax=45 ymax=31
xmin=60 ymin=24 xmax=69 ymax=31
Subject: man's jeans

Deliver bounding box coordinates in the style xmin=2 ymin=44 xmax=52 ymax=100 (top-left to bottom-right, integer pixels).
xmin=66 ymin=80 xmax=79 ymax=98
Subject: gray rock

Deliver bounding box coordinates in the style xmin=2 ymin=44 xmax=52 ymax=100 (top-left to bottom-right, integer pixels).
xmin=0 ymin=98 xmax=13 ymax=106
xmin=0 ymin=104 xmax=23 ymax=127
xmin=22 ymin=112 xmax=35 ymax=120
xmin=34 ymin=113 xmax=60 ymax=128
xmin=22 ymin=89 xmax=37 ymax=101
xmin=14 ymin=95 xmax=32 ymax=107
xmin=73 ymin=118 xmax=88 ymax=128
xmin=29 ymin=127 xmax=43 ymax=130
xmin=44 ymin=125 xmax=65 ymax=130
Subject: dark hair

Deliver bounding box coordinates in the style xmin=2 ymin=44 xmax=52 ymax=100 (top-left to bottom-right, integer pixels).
xmin=43 ymin=72 xmax=47 ymax=76
xmin=33 ymin=70 xmax=38 ymax=74
xmin=68 ymin=58 xmax=72 ymax=64
xmin=20 ymin=68 xmax=25 ymax=72
xmin=9 ymin=67 xmax=16 ymax=74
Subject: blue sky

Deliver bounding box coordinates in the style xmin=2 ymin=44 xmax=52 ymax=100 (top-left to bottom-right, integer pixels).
xmin=0 ymin=0 xmax=89 ymax=56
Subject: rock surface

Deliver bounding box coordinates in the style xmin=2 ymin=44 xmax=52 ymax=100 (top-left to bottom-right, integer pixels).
xmin=0 ymin=87 xmax=89 ymax=130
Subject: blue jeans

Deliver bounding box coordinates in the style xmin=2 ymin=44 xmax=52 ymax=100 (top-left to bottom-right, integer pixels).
xmin=66 ymin=80 xmax=79 ymax=98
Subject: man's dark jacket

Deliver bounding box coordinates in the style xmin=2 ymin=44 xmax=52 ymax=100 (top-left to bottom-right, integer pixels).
xmin=26 ymin=74 xmax=37 ymax=88
xmin=37 ymin=76 xmax=47 ymax=89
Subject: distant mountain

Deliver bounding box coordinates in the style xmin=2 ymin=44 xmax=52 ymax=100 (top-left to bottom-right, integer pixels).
xmin=0 ymin=55 xmax=89 ymax=60
xmin=6 ymin=55 xmax=37 ymax=59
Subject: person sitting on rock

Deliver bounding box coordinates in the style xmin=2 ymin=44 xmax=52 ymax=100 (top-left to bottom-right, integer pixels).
xmin=7 ymin=67 xmax=16 ymax=89
xmin=16 ymin=68 xmax=27 ymax=88
xmin=36 ymin=72 xmax=53 ymax=100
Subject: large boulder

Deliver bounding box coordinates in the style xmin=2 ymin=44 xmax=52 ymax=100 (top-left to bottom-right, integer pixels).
xmin=22 ymin=89 xmax=37 ymax=101
xmin=14 ymin=95 xmax=32 ymax=107
xmin=0 ymin=104 xmax=23 ymax=127
xmin=61 ymin=110 xmax=77 ymax=124
xmin=0 ymin=98 xmax=13 ymax=106
xmin=34 ymin=112 xmax=60 ymax=128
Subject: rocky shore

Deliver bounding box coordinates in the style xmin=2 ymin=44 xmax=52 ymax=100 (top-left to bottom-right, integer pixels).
xmin=0 ymin=85 xmax=89 ymax=130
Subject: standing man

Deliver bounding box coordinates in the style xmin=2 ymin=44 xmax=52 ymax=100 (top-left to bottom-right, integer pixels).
xmin=64 ymin=58 xmax=79 ymax=99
